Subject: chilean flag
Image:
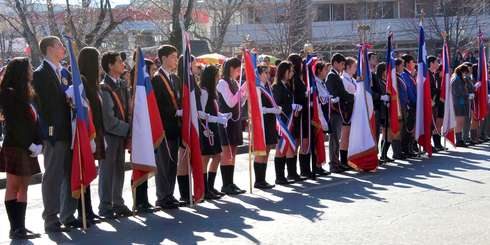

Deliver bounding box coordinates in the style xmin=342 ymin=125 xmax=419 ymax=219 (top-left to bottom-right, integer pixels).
xmin=415 ymin=22 xmax=433 ymax=156
xmin=386 ymin=32 xmax=401 ymax=136
xmin=347 ymin=44 xmax=379 ymax=172
xmin=243 ymin=50 xmax=267 ymax=156
xmin=181 ymin=31 xmax=204 ymax=202
xmin=476 ymin=31 xmax=488 ymax=121
xmin=306 ymin=56 xmax=327 ymax=166
xmin=65 ymin=36 xmax=97 ymax=199
xmin=130 ymin=47 xmax=165 ymax=190
xmin=440 ymin=41 xmax=456 ymax=146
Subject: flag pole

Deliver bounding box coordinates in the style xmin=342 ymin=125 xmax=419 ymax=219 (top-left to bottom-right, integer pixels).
xmin=76 ymin=127 xmax=88 ymax=231
xmin=304 ymin=41 xmax=315 ymax=178
xmin=248 ymin=117 xmax=253 ymax=194
xmin=187 ymin=148 xmax=194 ymax=206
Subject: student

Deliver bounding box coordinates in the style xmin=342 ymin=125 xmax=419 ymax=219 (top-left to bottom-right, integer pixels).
xmin=77 ymin=47 xmax=105 ymax=223
xmin=98 ymin=51 xmax=132 ymax=218
xmin=152 ymin=45 xmax=183 ymax=209
xmin=272 ymin=61 xmax=295 ymax=185
xmin=0 ymin=57 xmax=42 ymax=239
xmin=254 ymin=64 xmax=278 ymax=189
xmin=217 ymin=57 xmax=247 ymax=195
xmin=199 ymin=65 xmax=228 ymax=199
xmin=452 ymin=64 xmax=471 ymax=147
xmin=32 ymin=36 xmax=80 ymax=232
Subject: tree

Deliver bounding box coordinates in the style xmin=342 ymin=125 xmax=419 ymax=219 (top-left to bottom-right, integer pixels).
xmin=196 ymin=0 xmax=245 ymax=53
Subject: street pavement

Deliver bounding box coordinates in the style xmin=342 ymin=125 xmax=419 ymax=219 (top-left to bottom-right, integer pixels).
xmin=1 ymin=142 xmax=490 ymax=244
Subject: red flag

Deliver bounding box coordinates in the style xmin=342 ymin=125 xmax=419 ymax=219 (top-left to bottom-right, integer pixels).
xmin=181 ymin=31 xmax=204 ymax=202
xmin=476 ymin=31 xmax=488 ymax=121
xmin=65 ymin=36 xmax=97 ymax=198
xmin=306 ymin=56 xmax=326 ymax=166
xmin=441 ymin=41 xmax=456 ymax=146
xmin=243 ymin=50 xmax=267 ymax=156
xmin=130 ymin=47 xmax=165 ymax=190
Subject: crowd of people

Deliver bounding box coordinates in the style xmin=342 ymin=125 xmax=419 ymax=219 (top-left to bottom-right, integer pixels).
xmin=0 ymin=34 xmax=489 ymax=241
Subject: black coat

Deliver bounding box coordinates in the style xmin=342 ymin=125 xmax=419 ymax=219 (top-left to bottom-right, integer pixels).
xmin=325 ymin=69 xmax=354 ymax=114
xmin=272 ymin=81 xmax=293 ymax=123
xmin=32 ymin=61 xmax=72 ymax=142
xmin=152 ymin=69 xmax=181 ymax=140
xmin=0 ymin=88 xmax=42 ymax=149
xmin=371 ymin=72 xmax=383 ymax=111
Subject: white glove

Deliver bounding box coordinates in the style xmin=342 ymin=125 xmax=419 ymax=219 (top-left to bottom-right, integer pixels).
xmin=28 ymin=143 xmax=42 ymax=157
xmin=219 ymin=112 xmax=232 ymax=120
xmin=292 ymin=104 xmax=303 ymax=112
xmin=468 ymin=93 xmax=475 ymax=100
xmin=474 ymin=82 xmax=482 ymax=89
xmin=380 ymin=95 xmax=390 ymax=102
xmin=273 ymin=106 xmax=282 ymax=115
xmin=262 ymin=107 xmax=275 ymax=114
xmin=198 ymin=111 xmax=209 ymax=120
xmin=90 ymin=139 xmax=96 ymax=153
xmin=175 ymin=109 xmax=183 ymax=117
xmin=330 ymin=97 xmax=340 ymax=103
xmin=65 ymin=86 xmax=74 ymax=100
xmin=104 ymin=138 xmax=108 ymax=150
xmin=217 ymin=115 xmax=228 ymax=126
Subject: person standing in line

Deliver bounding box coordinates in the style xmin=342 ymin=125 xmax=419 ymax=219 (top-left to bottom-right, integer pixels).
xmin=0 ymin=57 xmax=42 ymax=239
xmin=98 ymin=51 xmax=133 ymax=218
xmin=32 ymin=36 xmax=81 ymax=232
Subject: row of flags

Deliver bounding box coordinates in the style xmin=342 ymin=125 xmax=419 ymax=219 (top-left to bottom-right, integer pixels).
xmin=66 ymin=20 xmax=489 ymax=223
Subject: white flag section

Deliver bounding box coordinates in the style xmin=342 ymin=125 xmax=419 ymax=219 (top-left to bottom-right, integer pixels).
xmin=131 ymin=86 xmax=157 ymax=168
xmin=441 ymin=43 xmax=456 ymax=144
xmin=348 ymin=81 xmax=376 ymax=160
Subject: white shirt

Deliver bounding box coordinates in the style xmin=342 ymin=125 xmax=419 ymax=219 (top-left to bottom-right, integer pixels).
xmin=216 ymin=79 xmax=246 ymax=108
xmin=159 ymin=66 xmax=173 ymax=85
xmin=45 ymin=59 xmax=61 ymax=81
xmin=315 ymin=76 xmax=331 ymax=104
xmin=342 ymin=73 xmax=357 ymax=95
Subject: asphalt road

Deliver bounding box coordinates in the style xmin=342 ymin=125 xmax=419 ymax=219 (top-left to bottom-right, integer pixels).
xmin=1 ymin=143 xmax=489 ymax=245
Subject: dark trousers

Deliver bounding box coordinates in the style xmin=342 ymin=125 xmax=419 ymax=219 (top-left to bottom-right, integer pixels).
xmin=328 ymin=113 xmax=342 ymax=166
xmin=155 ymin=139 xmax=178 ymax=202
xmin=98 ymin=135 xmax=126 ymax=212
xmin=41 ymin=140 xmax=77 ymax=226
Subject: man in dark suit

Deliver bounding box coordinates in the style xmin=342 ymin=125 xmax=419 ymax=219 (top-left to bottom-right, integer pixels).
xmin=98 ymin=51 xmax=132 ymax=218
xmin=325 ymin=53 xmax=354 ymax=173
xmin=369 ymin=52 xmax=383 ymax=145
xmin=32 ymin=36 xmax=81 ymax=232
xmin=151 ymin=45 xmax=183 ymax=209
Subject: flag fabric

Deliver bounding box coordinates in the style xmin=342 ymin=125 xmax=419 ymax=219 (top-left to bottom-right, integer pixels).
xmin=243 ymin=50 xmax=267 ymax=156
xmin=65 ymin=36 xmax=97 ymax=199
xmin=415 ymin=23 xmax=433 ymax=156
xmin=347 ymin=44 xmax=379 ymax=172
xmin=306 ymin=56 xmax=327 ymax=166
xmin=181 ymin=31 xmax=204 ymax=202
xmin=476 ymin=31 xmax=488 ymax=121
xmin=386 ymin=32 xmax=401 ymax=136
xmin=130 ymin=47 xmax=165 ymax=190
xmin=440 ymin=41 xmax=456 ymax=146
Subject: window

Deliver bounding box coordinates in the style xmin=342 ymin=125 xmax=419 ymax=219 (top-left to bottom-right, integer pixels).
xmin=367 ymin=2 xmax=381 ymax=19
xmin=316 ymin=3 xmax=331 ymax=22
xmin=345 ymin=3 xmax=362 ymax=20
xmin=382 ymin=1 xmax=396 ymax=19
xmin=332 ymin=3 xmax=345 ymax=21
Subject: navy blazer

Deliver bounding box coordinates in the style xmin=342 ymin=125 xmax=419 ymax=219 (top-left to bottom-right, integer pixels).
xmin=32 ymin=61 xmax=72 ymax=143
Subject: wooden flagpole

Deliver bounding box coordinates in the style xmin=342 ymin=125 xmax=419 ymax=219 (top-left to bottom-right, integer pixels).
xmin=76 ymin=127 xmax=88 ymax=231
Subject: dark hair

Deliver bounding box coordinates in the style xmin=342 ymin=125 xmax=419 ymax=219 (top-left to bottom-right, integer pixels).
xmin=222 ymin=57 xmax=241 ymax=81
xmin=314 ymin=61 xmax=326 ymax=76
xmin=376 ymin=62 xmax=387 ymax=81
xmin=78 ymin=47 xmax=100 ymax=115
xmin=101 ymin=51 xmax=120 ymax=74
xmin=275 ymin=61 xmax=293 ymax=85
xmin=274 ymin=59 xmax=281 ymax=66
xmin=200 ymin=65 xmax=219 ymax=101
xmin=472 ymin=63 xmax=478 ymax=80
xmin=453 ymin=64 xmax=470 ymax=78
xmin=395 ymin=58 xmax=404 ymax=67
xmin=368 ymin=52 xmax=377 ymax=60
xmin=345 ymin=57 xmax=357 ymax=70
xmin=158 ymin=45 xmax=178 ymax=64
xmin=144 ymin=59 xmax=155 ymax=76
xmin=427 ymin=56 xmax=437 ymax=66
xmin=39 ymin=36 xmax=61 ymax=56
xmin=177 ymin=55 xmax=196 ymax=80
xmin=401 ymin=54 xmax=415 ymax=65
xmin=287 ymin=53 xmax=302 ymax=76
xmin=0 ymin=57 xmax=34 ymax=102
xmin=331 ymin=53 xmax=346 ymax=65
xmin=120 ymin=52 xmax=127 ymax=62
xmin=257 ymin=64 xmax=269 ymax=75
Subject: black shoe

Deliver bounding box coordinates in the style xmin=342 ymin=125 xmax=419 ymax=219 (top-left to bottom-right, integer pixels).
xmin=10 ymin=228 xmax=41 ymax=240
xmin=210 ymin=188 xmax=225 ymax=197
xmin=393 ymin=154 xmax=406 ymax=160
xmin=114 ymin=205 xmax=133 ymax=217
xmin=156 ymin=198 xmax=180 ymax=210
xmin=330 ymin=165 xmax=345 ymax=174
xmin=86 ymin=212 xmax=102 ymax=224
xmin=254 ymin=181 xmax=275 ymax=189
xmin=380 ymin=156 xmax=394 ymax=162
xmin=98 ymin=209 xmax=115 ymax=219
xmin=45 ymin=221 xmax=70 ymax=233
xmin=64 ymin=219 xmax=84 ymax=229
xmin=204 ymin=190 xmax=221 ymax=200
xmin=313 ymin=166 xmax=331 ymax=176
xmin=455 ymin=141 xmax=468 ymax=147
xmin=275 ymin=178 xmax=291 ymax=185
xmin=135 ymin=204 xmax=155 ymax=214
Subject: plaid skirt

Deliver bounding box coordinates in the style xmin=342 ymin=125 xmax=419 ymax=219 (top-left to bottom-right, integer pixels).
xmin=0 ymin=147 xmax=40 ymax=176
